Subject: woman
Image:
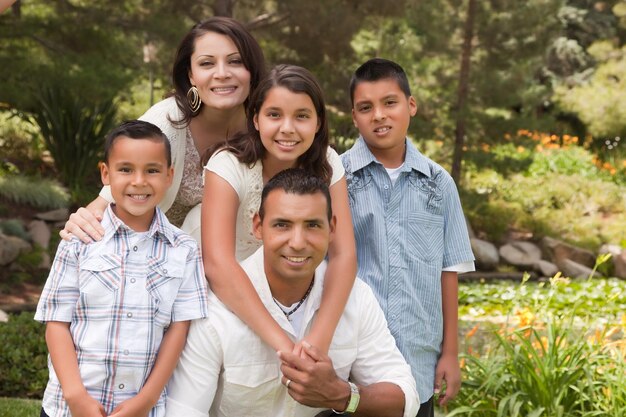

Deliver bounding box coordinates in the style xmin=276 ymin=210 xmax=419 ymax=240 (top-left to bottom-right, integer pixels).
xmin=61 ymin=16 xmax=265 ymax=239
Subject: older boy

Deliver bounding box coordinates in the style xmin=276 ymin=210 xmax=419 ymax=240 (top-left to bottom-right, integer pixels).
xmin=35 ymin=120 xmax=208 ymax=417
xmin=341 ymin=58 xmax=475 ymax=416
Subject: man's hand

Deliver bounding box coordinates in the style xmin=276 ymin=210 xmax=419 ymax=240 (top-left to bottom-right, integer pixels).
xmin=65 ymin=391 xmax=106 ymax=417
xmin=278 ymin=342 xmax=350 ymax=411
xmin=434 ymin=352 xmax=461 ymax=406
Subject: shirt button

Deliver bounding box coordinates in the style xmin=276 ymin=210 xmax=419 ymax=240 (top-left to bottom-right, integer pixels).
xmin=123 ymin=349 xmax=129 ymax=355
xmin=133 ymin=246 xmax=138 ymax=252
xmin=126 ymin=312 xmax=133 ymax=318
xmin=130 ymin=278 xmax=136 ymax=284
xmin=163 ymin=269 xmax=168 ymax=274
xmin=118 ymin=383 xmax=125 ymax=389
xmin=391 ymin=314 xmax=397 ymax=320
xmin=384 ymin=184 xmax=389 ymax=190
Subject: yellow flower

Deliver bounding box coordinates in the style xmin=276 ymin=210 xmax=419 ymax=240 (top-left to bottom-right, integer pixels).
xmin=516 ymin=307 xmax=535 ymax=327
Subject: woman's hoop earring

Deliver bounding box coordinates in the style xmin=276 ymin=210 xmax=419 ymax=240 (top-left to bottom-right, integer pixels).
xmin=187 ymin=86 xmax=201 ymax=114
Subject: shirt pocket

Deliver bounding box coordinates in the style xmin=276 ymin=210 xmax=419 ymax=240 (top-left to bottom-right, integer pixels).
xmin=79 ymin=254 xmax=123 ymax=305
xmin=146 ymin=256 xmax=184 ymax=327
xmin=220 ymin=363 xmax=279 ymax=416
xmin=407 ymin=212 xmax=444 ymax=264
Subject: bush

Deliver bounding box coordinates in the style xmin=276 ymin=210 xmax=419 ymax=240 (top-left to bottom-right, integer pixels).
xmin=450 ymin=268 xmax=626 ymax=417
xmin=0 ymin=312 xmax=48 ymax=398
xmin=28 ymin=85 xmax=117 ymax=202
xmin=0 ymin=175 xmax=69 ymax=210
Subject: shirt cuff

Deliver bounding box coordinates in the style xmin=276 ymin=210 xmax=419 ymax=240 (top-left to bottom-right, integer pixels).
xmin=442 ymin=261 xmax=475 ymax=273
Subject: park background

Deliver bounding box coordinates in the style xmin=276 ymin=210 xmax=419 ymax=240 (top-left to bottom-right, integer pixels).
xmin=1 ymin=0 xmax=626 ymax=415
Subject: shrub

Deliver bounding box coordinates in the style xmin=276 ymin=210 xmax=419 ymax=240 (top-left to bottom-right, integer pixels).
xmin=450 ymin=265 xmax=626 ymax=417
xmin=0 ymin=219 xmax=29 ymax=241
xmin=0 ymin=312 xmax=48 ymax=398
xmin=0 ymin=175 xmax=69 ymax=210
xmin=28 ymin=85 xmax=117 ymax=201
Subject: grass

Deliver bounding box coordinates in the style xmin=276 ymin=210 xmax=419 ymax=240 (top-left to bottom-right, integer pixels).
xmin=0 ymin=397 xmax=40 ymax=417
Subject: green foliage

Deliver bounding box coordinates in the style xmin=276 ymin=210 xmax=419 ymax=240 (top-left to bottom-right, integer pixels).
xmin=459 ymin=278 xmax=626 ymax=320
xmin=0 ymin=175 xmax=69 ymax=210
xmin=0 ymin=312 xmax=48 ymax=398
xmin=0 ymin=112 xmax=45 ymax=175
xmin=0 ymin=397 xmax=41 ymax=417
xmin=0 ymin=219 xmax=29 ymax=241
xmin=28 ymin=85 xmax=117 ymax=201
xmin=462 ymin=139 xmax=626 ymax=248
xmin=451 ymin=270 xmax=626 ymax=416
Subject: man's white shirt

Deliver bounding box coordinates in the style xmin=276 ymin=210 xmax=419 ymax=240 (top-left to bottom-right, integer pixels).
xmin=165 ymin=247 xmax=419 ymax=417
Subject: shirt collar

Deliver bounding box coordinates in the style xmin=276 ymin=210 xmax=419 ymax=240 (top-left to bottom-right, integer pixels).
xmin=243 ymin=248 xmax=325 ymax=326
xmin=101 ymin=204 xmax=176 ymax=245
xmin=348 ymin=136 xmax=432 ymax=177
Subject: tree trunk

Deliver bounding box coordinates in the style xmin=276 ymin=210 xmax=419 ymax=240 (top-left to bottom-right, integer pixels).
xmin=451 ymin=0 xmax=477 ymax=183
xmin=212 ymin=0 xmax=235 ymax=17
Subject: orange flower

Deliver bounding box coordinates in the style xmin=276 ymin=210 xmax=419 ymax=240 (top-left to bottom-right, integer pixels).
xmin=466 ymin=324 xmax=479 ymax=339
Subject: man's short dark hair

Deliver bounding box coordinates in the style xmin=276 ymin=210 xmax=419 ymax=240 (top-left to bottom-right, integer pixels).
xmin=259 ymin=169 xmax=332 ymax=221
xmin=104 ymin=120 xmax=171 ymax=166
xmin=349 ymin=58 xmax=412 ymax=106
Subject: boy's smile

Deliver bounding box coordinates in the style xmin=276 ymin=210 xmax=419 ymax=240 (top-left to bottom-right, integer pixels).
xmin=352 ymin=78 xmax=417 ymax=168
xmin=100 ymin=136 xmax=173 ymax=232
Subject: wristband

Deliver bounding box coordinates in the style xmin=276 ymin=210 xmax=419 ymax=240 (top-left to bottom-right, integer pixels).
xmin=332 ymin=381 xmax=360 ymax=414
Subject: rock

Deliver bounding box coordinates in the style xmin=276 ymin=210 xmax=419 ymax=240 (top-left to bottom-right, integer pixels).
xmin=465 ymin=215 xmax=475 ymax=239
xmin=533 ymin=259 xmax=559 ymax=278
xmin=38 ymin=252 xmax=52 ymax=270
xmin=499 ymin=240 xmax=542 ymax=268
xmin=0 ymin=309 xmax=7 ymax=323
xmin=541 ymin=236 xmax=596 ymax=269
xmin=36 ymin=208 xmax=69 ymax=222
xmin=0 ymin=233 xmax=24 ymax=265
xmin=615 ymin=250 xmax=626 ymax=280
xmin=599 ymin=244 xmax=622 ymax=258
xmin=561 ymin=259 xmax=601 ymax=279
xmin=470 ymin=238 xmax=499 ymax=270
xmin=28 ymin=220 xmax=51 ymax=249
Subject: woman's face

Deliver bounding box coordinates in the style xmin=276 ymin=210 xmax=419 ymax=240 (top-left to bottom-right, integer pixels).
xmin=188 ymin=32 xmax=251 ymax=112
xmin=254 ymin=86 xmax=320 ymax=169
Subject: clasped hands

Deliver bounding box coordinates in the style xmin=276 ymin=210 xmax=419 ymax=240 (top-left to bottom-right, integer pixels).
xmin=278 ymin=341 xmax=351 ymax=412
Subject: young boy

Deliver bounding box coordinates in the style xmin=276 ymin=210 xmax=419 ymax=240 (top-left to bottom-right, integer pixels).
xmin=341 ymin=58 xmax=475 ymax=416
xmin=35 ymin=120 xmax=208 ymax=417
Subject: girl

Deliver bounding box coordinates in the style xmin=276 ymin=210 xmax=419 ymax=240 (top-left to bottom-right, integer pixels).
xmin=201 ymin=64 xmax=357 ymax=354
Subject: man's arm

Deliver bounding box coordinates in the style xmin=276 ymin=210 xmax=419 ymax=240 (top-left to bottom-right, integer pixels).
xmin=110 ymin=321 xmax=190 ymax=417
xmin=164 ymin=319 xmax=222 ymax=417
xmin=435 ymin=271 xmax=461 ymax=405
xmin=279 ymin=344 xmax=406 ymax=417
xmin=46 ymin=322 xmax=106 ymax=417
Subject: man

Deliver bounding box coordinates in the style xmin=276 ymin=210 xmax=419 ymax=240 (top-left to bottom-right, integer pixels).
xmin=165 ymin=168 xmax=419 ymax=417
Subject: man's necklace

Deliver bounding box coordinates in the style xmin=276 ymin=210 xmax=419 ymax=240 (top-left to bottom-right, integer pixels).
xmin=272 ymin=279 xmax=314 ymax=322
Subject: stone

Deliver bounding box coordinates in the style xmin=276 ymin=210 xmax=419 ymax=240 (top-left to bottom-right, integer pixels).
xmin=499 ymin=240 xmax=542 ymax=268
xmin=38 ymin=252 xmax=52 ymax=270
xmin=465 ymin=215 xmax=475 ymax=239
xmin=36 ymin=208 xmax=69 ymax=222
xmin=28 ymin=220 xmax=51 ymax=249
xmin=541 ymin=236 xmax=596 ymax=269
xmin=533 ymin=259 xmax=559 ymax=278
xmin=561 ymin=259 xmax=601 ymax=279
xmin=0 ymin=233 xmax=21 ymax=265
xmin=0 ymin=309 xmax=7 ymax=323
xmin=615 ymin=250 xmax=626 ymax=280
xmin=599 ymin=244 xmax=622 ymax=258
xmin=470 ymin=238 xmax=499 ymax=270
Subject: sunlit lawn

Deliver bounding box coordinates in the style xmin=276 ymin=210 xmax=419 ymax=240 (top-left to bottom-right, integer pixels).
xmin=0 ymin=397 xmax=40 ymax=417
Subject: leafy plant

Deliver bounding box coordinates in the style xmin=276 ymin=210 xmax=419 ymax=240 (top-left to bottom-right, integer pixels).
xmin=0 ymin=312 xmax=48 ymax=398
xmin=28 ymin=85 xmax=117 ymax=201
xmin=0 ymin=175 xmax=69 ymax=210
xmin=450 ymin=260 xmax=626 ymax=417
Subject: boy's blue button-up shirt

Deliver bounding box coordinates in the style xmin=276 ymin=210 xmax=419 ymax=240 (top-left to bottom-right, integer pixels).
xmin=341 ymin=137 xmax=475 ymax=402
